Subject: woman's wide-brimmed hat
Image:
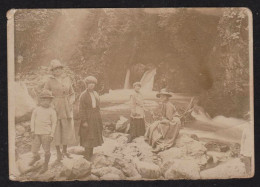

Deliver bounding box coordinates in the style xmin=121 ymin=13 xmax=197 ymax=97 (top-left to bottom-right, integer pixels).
xmin=156 ymin=88 xmax=172 ymax=98
xmin=84 ymin=76 xmax=98 ymax=84
xmin=49 ymin=59 xmax=64 ymax=71
xmin=133 ymin=82 xmax=142 ymax=88
xmin=39 ymin=89 xmax=54 ymax=99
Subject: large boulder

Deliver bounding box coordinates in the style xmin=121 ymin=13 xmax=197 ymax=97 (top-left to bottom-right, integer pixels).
xmin=91 ymin=154 xmax=115 ymax=169
xmin=60 ymin=157 xmax=91 ymax=179
xmin=163 ymin=159 xmax=201 ymax=179
xmin=100 ymin=173 xmax=121 ymax=180
xmin=134 ymin=160 xmax=161 ymax=179
xmin=200 ymin=158 xmax=246 ymax=179
xmin=15 ymin=82 xmax=36 ymax=123
xmin=113 ymin=157 xmax=141 ymax=178
xmin=115 ymin=116 xmax=130 ymax=133
xmin=91 ymin=166 xmax=125 ymax=179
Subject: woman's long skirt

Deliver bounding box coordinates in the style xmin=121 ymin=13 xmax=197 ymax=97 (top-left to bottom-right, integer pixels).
xmin=54 ymin=118 xmax=76 ymax=146
xmin=79 ymin=109 xmax=104 ymax=148
xmin=129 ymin=117 xmax=145 ymax=139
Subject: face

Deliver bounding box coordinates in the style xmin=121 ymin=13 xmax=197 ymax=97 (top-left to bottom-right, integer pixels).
xmin=87 ymin=83 xmax=95 ymax=90
xmin=160 ymin=95 xmax=168 ymax=102
xmin=52 ymin=67 xmax=64 ymax=77
xmin=134 ymin=85 xmax=141 ymax=92
xmin=39 ymin=98 xmax=52 ymax=108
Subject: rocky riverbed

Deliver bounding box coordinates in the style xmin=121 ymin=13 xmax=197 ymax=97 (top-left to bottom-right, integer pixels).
xmin=14 ymin=130 xmax=245 ymax=181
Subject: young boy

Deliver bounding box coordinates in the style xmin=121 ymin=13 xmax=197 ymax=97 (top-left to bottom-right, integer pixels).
xmin=29 ymin=89 xmax=57 ymax=174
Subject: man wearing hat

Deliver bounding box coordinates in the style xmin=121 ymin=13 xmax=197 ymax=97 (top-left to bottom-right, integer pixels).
xmin=145 ymin=88 xmax=181 ymax=153
xmin=78 ymin=76 xmax=104 ymax=161
xmin=29 ymin=89 xmax=57 ymax=174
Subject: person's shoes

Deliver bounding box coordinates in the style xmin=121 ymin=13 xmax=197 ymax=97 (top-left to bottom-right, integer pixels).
xmin=29 ymin=155 xmax=41 ymax=166
xmin=63 ymin=152 xmax=72 ymax=159
xmin=151 ymin=147 xmax=161 ymax=153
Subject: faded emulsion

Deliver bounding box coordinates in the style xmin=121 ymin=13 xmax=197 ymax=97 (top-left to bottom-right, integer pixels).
xmin=7 ymin=8 xmax=254 ymax=181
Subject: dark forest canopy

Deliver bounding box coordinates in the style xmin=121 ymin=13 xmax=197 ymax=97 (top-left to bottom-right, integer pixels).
xmin=14 ymin=8 xmax=250 ymax=118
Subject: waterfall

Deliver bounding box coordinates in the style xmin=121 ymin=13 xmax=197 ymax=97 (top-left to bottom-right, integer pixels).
xmin=124 ymin=68 xmax=131 ymax=89
xmin=140 ymin=68 xmax=157 ymax=91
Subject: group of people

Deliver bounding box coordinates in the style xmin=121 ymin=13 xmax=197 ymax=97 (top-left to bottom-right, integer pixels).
xmin=29 ymin=60 xmax=104 ymax=174
xmin=28 ymin=59 xmax=182 ymax=174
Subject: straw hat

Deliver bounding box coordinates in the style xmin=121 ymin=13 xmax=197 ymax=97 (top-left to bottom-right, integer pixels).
xmin=39 ymin=89 xmax=54 ymax=98
xmin=156 ymin=88 xmax=172 ymax=98
xmin=49 ymin=59 xmax=64 ymax=71
xmin=133 ymin=82 xmax=142 ymax=88
xmin=84 ymin=76 xmax=98 ymax=84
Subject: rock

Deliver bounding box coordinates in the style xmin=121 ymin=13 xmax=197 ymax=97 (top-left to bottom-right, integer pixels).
xmin=135 ymin=160 xmax=161 ymax=179
xmin=113 ymin=157 xmax=141 ymax=178
xmin=68 ymin=146 xmax=85 ymax=155
xmin=61 ymin=157 xmax=91 ymax=179
xmin=159 ymin=147 xmax=184 ymax=162
xmin=175 ymin=134 xmax=207 ymax=157
xmin=100 ymin=173 xmax=121 ymax=180
xmin=16 ymin=125 xmax=26 ymax=136
xmin=164 ymin=159 xmax=201 ymax=179
xmin=80 ymin=174 xmax=99 ymax=181
xmin=220 ymin=145 xmax=230 ymax=152
xmin=91 ymin=166 xmax=125 ymax=179
xmin=200 ymin=158 xmax=246 ymax=179
xmin=115 ymin=116 xmax=130 ymax=133
xmin=190 ymin=134 xmax=199 ymax=141
xmin=92 ymin=154 xmax=115 ymax=169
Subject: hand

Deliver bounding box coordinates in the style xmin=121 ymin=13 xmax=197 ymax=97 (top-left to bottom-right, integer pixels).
xmin=82 ymin=122 xmax=88 ymax=128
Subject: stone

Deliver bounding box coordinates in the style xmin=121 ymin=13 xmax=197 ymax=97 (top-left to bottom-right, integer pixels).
xmin=220 ymin=145 xmax=230 ymax=152
xmin=100 ymin=173 xmax=121 ymax=180
xmin=113 ymin=157 xmax=141 ymax=178
xmin=61 ymin=157 xmax=91 ymax=179
xmin=135 ymin=160 xmax=161 ymax=179
xmin=115 ymin=116 xmax=129 ymax=133
xmin=200 ymin=158 xmax=246 ymax=179
xmin=92 ymin=154 xmax=115 ymax=169
xmin=164 ymin=159 xmax=201 ymax=179
xmin=159 ymin=147 xmax=184 ymax=162
xmin=91 ymin=166 xmax=125 ymax=179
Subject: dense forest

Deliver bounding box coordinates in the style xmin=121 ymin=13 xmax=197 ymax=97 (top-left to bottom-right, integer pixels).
xmin=14 ymin=8 xmax=250 ymax=118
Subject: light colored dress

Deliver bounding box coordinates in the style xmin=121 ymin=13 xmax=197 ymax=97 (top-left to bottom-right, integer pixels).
xmin=145 ymin=101 xmax=181 ymax=151
xmin=44 ymin=75 xmax=76 ymax=146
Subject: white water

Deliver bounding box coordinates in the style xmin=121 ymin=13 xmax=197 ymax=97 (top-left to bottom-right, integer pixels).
xmin=140 ymin=68 xmax=156 ymax=91
xmin=123 ymin=69 xmax=131 ymax=89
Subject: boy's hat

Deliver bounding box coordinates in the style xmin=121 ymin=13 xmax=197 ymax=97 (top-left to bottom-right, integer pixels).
xmin=133 ymin=82 xmax=142 ymax=88
xmin=84 ymin=76 xmax=98 ymax=84
xmin=49 ymin=59 xmax=64 ymax=71
xmin=39 ymin=89 xmax=54 ymax=98
xmin=156 ymin=88 xmax=172 ymax=98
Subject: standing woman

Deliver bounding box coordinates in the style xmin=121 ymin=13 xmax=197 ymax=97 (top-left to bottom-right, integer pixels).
xmin=78 ymin=76 xmax=104 ymax=161
xmin=129 ymin=82 xmax=146 ymax=141
xmin=44 ymin=59 xmax=76 ymax=162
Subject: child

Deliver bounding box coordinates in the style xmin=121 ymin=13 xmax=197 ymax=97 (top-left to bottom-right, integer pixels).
xmin=129 ymin=82 xmax=146 ymax=141
xmin=29 ymin=90 xmax=57 ymax=174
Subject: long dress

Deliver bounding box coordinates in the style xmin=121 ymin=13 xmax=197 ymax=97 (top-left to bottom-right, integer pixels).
xmin=78 ymin=90 xmax=104 ymax=148
xmin=129 ymin=91 xmax=146 ymax=139
xmin=145 ymin=101 xmax=181 ymax=151
xmin=44 ymin=75 xmax=76 ymax=146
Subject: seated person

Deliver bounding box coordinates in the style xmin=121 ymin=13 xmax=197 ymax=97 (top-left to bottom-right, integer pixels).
xmin=145 ymin=89 xmax=181 ymax=153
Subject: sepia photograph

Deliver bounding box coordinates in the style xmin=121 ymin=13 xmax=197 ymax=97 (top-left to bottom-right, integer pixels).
xmin=7 ymin=8 xmax=254 ymax=181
